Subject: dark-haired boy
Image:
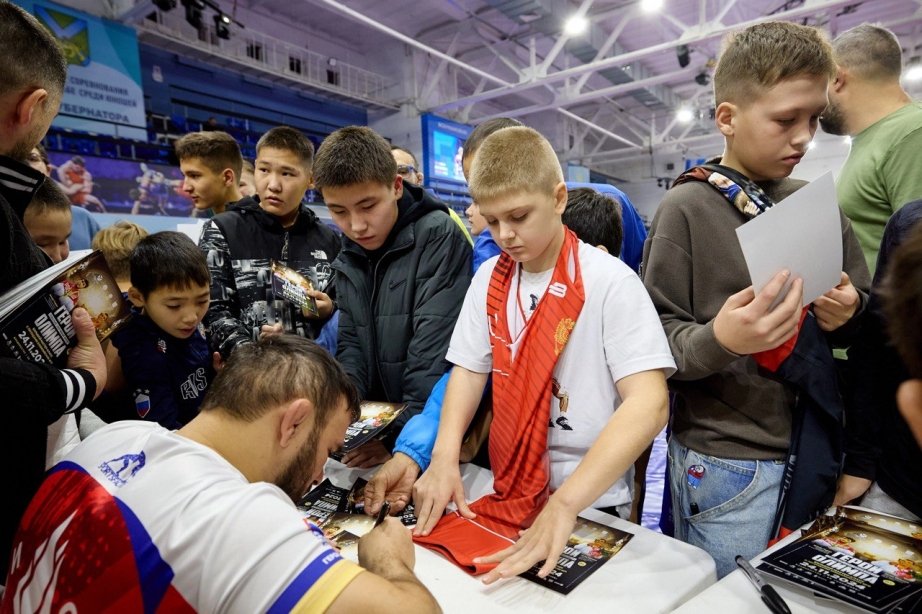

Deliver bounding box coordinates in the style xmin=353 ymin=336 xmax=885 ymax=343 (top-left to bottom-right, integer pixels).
xmin=562 ymin=187 xmax=623 ymax=258
xmin=200 ymin=126 xmax=340 ymax=360
xmin=314 ymin=126 xmax=472 ymax=468
xmin=175 ymin=131 xmax=246 ymax=216
xmin=23 ymin=179 xmax=72 ymax=264
xmin=94 ymin=232 xmax=212 ymax=428
xmin=642 ymin=22 xmax=870 ymax=577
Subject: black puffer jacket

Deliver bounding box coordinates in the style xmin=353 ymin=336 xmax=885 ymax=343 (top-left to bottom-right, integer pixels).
xmin=333 ymin=183 xmax=472 ymax=432
xmin=200 ymin=198 xmax=341 ymax=358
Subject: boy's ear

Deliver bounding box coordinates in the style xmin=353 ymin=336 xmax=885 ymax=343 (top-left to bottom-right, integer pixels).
xmin=554 ymin=181 xmax=568 ymax=214
xmin=715 ymin=102 xmax=736 ymax=137
xmin=595 ymin=244 xmax=610 ymax=254
xmin=13 ymin=88 xmax=49 ymax=129
xmin=127 ymin=286 xmax=145 ymax=309
xmin=222 ymin=168 xmax=236 ymax=188
xmin=278 ymin=398 xmax=314 ymax=449
xmin=393 ymin=174 xmax=404 ymax=201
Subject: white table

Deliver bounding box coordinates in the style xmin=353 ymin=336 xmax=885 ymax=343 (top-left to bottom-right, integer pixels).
xmin=673 ymin=527 xmax=866 ymax=613
xmin=323 ymin=460 xmax=717 ymax=613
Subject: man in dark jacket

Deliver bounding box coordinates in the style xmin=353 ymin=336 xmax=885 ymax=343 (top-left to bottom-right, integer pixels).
xmin=200 ymin=126 xmax=340 ymax=360
xmin=313 ymin=126 xmax=472 ymax=468
xmin=0 ymin=1 xmax=107 ymax=580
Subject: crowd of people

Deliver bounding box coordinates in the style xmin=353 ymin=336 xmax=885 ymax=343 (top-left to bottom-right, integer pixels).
xmin=2 ymin=1 xmax=922 ymax=610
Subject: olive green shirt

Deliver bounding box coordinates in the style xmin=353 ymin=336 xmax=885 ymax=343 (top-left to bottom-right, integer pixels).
xmin=837 ymin=102 xmax=922 ymax=273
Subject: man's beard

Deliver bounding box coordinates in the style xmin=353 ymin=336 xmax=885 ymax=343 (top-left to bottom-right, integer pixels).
xmin=819 ymin=99 xmax=847 ymax=136
xmin=275 ymin=418 xmax=323 ymax=503
xmin=8 ymin=121 xmax=50 ymax=163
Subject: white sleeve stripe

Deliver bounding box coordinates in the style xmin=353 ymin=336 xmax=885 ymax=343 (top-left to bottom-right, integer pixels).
xmin=61 ymin=369 xmax=87 ymax=412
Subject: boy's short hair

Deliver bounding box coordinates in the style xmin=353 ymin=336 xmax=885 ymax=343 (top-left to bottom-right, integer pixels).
xmin=881 ymin=223 xmax=922 ymax=379
xmin=241 ymin=159 xmax=254 ymax=175
xmin=27 ymin=179 xmax=71 ymax=216
xmin=34 ymin=143 xmax=50 ymax=166
xmin=833 ymin=24 xmax=903 ymax=81
xmin=0 ymin=2 xmax=67 ymax=98
xmin=562 ymin=187 xmax=623 ymax=256
xmin=468 ymin=126 xmax=563 ymax=204
xmin=462 ymin=118 xmax=524 ymax=164
xmin=174 ymin=131 xmax=243 ymax=179
xmin=200 ymin=335 xmax=360 ymax=424
xmin=256 ymin=126 xmax=315 ymax=169
xmin=714 ymin=21 xmax=835 ymax=105
xmin=92 ymin=221 xmax=149 ymax=280
xmin=313 ymin=126 xmax=395 ymax=191
xmin=130 ymin=231 xmax=210 ymax=297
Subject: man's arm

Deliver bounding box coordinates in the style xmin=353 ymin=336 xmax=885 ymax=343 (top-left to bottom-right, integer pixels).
xmin=477 ymin=369 xmax=668 ymax=583
xmin=199 ymin=220 xmax=251 ymax=358
xmin=326 ymin=518 xmax=440 ymax=614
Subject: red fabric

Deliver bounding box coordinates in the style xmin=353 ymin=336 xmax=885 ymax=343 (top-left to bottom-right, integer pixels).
xmin=414 ymin=228 xmax=585 ymax=574
xmin=411 ymin=513 xmax=514 ymax=575
xmin=753 ymin=308 xmax=808 ymax=372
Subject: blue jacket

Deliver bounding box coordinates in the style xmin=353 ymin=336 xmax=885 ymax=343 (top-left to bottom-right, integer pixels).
xmin=92 ymin=310 xmax=211 ymax=429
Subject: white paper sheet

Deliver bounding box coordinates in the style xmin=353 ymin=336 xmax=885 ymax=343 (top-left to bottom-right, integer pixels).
xmin=735 ymin=172 xmax=842 ymax=308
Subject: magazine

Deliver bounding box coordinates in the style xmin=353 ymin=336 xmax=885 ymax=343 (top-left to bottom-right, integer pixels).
xmin=519 ymin=516 xmax=633 ymax=595
xmin=270 ymin=260 xmax=319 ymax=318
xmin=330 ymin=401 xmax=408 ymax=460
xmin=758 ymin=509 xmax=922 ymax=612
xmin=298 ymin=478 xmax=367 ymax=524
xmin=0 ymin=251 xmax=128 ymax=366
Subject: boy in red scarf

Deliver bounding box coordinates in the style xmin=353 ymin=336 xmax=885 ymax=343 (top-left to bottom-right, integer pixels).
xmin=412 ymin=127 xmax=675 ymax=584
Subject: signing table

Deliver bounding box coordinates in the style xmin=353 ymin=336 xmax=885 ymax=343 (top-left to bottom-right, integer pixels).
xmin=324 ymin=460 xmax=717 ymax=613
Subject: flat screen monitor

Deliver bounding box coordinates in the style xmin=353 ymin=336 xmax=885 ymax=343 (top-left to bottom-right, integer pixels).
xmin=421 ymin=114 xmax=472 ymax=188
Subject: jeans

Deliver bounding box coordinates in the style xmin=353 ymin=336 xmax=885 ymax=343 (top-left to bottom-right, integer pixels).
xmin=668 ymin=437 xmax=785 ymax=578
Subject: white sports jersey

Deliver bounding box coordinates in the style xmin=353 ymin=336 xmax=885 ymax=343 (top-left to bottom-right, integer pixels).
xmin=2 ymin=421 xmax=361 ymax=613
xmin=447 ymin=242 xmax=676 ymax=510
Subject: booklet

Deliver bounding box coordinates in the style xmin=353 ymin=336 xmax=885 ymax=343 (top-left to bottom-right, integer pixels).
xmin=298 ymin=478 xmax=367 ymax=524
xmin=330 ymin=401 xmax=408 ymax=460
xmin=0 ymin=251 xmax=128 ymax=366
xmin=758 ymin=508 xmax=922 ymax=612
xmin=519 ymin=516 xmax=633 ymax=595
xmin=270 ymin=260 xmax=319 ymax=317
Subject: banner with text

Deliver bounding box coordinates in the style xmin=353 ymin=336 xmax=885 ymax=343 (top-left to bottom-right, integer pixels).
xmin=20 ymin=0 xmax=147 ymax=140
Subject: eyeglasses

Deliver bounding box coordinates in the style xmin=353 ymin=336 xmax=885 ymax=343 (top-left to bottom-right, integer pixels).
xmin=396 ymin=164 xmax=417 ymax=176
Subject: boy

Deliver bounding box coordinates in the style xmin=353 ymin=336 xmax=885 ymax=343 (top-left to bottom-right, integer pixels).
xmin=93 ymin=232 xmax=211 ymax=429
xmin=175 ymin=131 xmax=247 ymax=216
xmin=562 ymin=187 xmax=623 ymax=258
xmin=200 ymin=126 xmax=340 ymax=360
xmin=411 ymin=126 xmax=674 ymax=584
xmin=642 ymin=22 xmax=870 ymax=577
xmin=239 ymin=158 xmax=256 ymax=197
xmin=27 ymin=144 xmax=99 ymax=249
xmin=312 ymin=126 xmax=471 ymax=468
xmin=23 ymin=179 xmax=71 ymax=263
xmin=91 ymin=220 xmax=149 ymax=293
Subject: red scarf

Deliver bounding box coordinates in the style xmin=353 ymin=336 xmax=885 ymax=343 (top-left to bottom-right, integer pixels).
xmin=414 ymin=228 xmax=585 ymax=574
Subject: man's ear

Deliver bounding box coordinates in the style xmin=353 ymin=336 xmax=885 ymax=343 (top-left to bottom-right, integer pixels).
xmin=715 ymin=101 xmax=737 ymax=137
xmin=278 ymin=398 xmax=314 ymax=448
xmin=831 ymin=66 xmax=847 ymax=93
xmin=416 ymin=171 xmax=425 ymax=185
xmin=13 ymin=88 xmax=49 ymax=130
xmin=127 ymin=287 xmax=145 ymax=309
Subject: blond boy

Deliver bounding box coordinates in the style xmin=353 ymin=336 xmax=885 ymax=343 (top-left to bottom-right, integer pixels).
xmin=413 ymin=127 xmax=674 ymax=583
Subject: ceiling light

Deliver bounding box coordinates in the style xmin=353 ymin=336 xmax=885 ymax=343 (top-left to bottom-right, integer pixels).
xmin=676 ymin=107 xmax=694 ymax=124
xmin=641 ymin=0 xmax=664 ymax=13
xmin=676 ymin=44 xmax=690 ymax=68
xmin=695 ymin=72 xmax=710 ymax=86
xmin=563 ymin=15 xmax=588 ymax=36
xmin=213 ymin=12 xmax=231 ymax=39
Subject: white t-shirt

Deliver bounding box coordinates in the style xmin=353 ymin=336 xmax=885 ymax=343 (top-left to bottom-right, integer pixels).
xmin=4 ymin=421 xmax=361 ymax=613
xmin=447 ymin=242 xmax=676 ymax=510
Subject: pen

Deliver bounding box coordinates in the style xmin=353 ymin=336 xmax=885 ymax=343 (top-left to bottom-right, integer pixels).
xmin=735 ymin=555 xmax=792 ymax=614
xmin=373 ymin=501 xmax=391 ymax=528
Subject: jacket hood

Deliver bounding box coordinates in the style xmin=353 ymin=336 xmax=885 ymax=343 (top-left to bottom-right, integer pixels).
xmin=343 ymin=182 xmax=448 ymax=256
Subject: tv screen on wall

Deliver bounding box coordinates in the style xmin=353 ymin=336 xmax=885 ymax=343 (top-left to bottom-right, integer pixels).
xmin=421 ymin=114 xmax=472 ymax=188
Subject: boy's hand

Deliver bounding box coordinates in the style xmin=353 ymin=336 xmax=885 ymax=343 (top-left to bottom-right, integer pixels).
xmin=358 ymin=517 xmax=416 ymax=577
xmin=260 ymin=322 xmax=284 ymax=338
xmin=412 ymin=461 xmax=474 ymax=536
xmin=342 ymin=439 xmax=392 ymax=468
xmin=833 ymin=474 xmax=872 ymax=506
xmin=475 ymin=497 xmax=576 ymax=585
xmin=365 ymin=452 xmax=420 ymax=516
xmin=713 ymin=270 xmax=804 ymax=355
xmin=813 ymin=272 xmax=859 ymax=332
xmin=67 ymin=307 xmax=107 ymax=399
xmin=306 ymin=289 xmax=334 ymax=319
